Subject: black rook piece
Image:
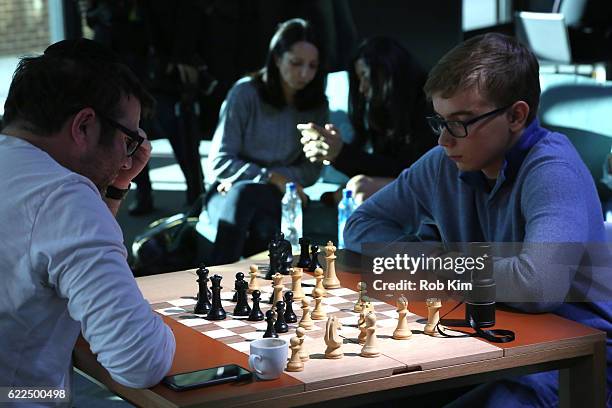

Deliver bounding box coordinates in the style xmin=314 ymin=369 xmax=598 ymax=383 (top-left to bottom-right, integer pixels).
xmin=233 ymin=272 xmax=251 ymax=316
xmin=263 ymin=309 xmax=278 ymax=338
xmin=247 ymin=290 xmax=264 ymax=321
xmin=297 ymin=237 xmax=311 ymax=268
xmin=194 ymin=267 xmax=212 ymax=315
xmin=283 ymin=291 xmax=297 ymax=323
xmin=308 ymin=244 xmax=323 ymax=272
xmin=206 ymin=274 xmax=227 ymax=320
xmin=274 ymin=301 xmax=289 ymax=333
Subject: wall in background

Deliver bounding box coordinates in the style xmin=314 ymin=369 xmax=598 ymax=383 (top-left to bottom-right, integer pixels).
xmin=348 ymin=1 xmax=463 ymax=71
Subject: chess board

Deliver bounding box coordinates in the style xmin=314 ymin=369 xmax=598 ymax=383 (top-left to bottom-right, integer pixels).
xmin=149 ymin=264 xmax=503 ymax=390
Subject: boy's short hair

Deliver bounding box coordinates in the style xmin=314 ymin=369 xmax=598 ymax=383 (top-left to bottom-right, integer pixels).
xmin=424 ymin=33 xmax=540 ymax=125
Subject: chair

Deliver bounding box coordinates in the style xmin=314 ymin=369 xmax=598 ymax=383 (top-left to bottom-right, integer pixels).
xmin=517 ymin=12 xmax=572 ymax=65
xmin=516 ymin=8 xmax=610 ymax=80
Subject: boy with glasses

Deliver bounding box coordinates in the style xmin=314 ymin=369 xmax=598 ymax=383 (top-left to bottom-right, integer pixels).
xmin=345 ymin=33 xmax=611 ymax=406
xmin=0 ymin=39 xmax=175 ymax=401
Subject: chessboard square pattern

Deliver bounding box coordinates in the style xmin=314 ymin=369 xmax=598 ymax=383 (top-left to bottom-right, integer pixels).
xmin=214 ymin=319 xmax=249 ymax=329
xmin=204 ymin=328 xmax=236 ymax=339
xmin=156 ymin=307 xmax=185 ymax=316
xmin=168 ymin=298 xmax=197 ymax=307
xmin=178 ymin=318 xmax=211 ymax=327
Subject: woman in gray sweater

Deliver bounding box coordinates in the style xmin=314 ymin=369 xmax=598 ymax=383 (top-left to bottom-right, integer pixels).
xmin=204 ymin=18 xmax=329 ymax=264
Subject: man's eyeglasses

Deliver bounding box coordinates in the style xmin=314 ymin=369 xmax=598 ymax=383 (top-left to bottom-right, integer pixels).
xmin=98 ymin=114 xmax=144 ymax=157
xmin=426 ymin=104 xmax=513 ymax=138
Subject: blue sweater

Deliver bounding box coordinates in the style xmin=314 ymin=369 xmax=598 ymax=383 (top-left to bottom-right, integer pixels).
xmin=345 ymin=120 xmax=612 ymax=378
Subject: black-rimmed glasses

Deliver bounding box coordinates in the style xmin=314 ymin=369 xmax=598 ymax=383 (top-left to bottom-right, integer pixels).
xmin=426 ymin=104 xmax=513 ymax=138
xmin=98 ymin=114 xmax=144 ymax=157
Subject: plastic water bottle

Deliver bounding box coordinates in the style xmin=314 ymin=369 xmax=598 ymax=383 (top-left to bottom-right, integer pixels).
xmin=281 ymin=182 xmax=302 ymax=253
xmin=337 ymin=189 xmax=356 ymax=249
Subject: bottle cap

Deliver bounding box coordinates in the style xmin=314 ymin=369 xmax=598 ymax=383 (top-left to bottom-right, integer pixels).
xmin=343 ymin=188 xmax=353 ymax=198
xmin=286 ymin=182 xmax=296 ymax=192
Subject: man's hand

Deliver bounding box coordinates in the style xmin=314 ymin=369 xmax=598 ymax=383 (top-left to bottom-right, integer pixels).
xmin=298 ymin=123 xmax=343 ymax=164
xmin=217 ymin=180 xmax=233 ymax=195
xmin=113 ymin=128 xmax=151 ymax=188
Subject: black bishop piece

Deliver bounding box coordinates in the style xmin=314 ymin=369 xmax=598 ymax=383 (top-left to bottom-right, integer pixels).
xmin=194 ymin=267 xmax=211 ymax=315
xmin=247 ymin=290 xmax=264 ymax=321
xmin=283 ymin=291 xmax=297 ymax=323
xmin=206 ymin=274 xmax=227 ymax=320
xmin=308 ymin=244 xmax=323 ymax=272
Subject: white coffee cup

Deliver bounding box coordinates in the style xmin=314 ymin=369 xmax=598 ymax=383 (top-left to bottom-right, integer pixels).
xmin=248 ymin=338 xmax=288 ymax=380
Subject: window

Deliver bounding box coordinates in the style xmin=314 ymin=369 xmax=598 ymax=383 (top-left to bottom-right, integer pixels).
xmin=463 ymin=0 xmax=513 ymax=31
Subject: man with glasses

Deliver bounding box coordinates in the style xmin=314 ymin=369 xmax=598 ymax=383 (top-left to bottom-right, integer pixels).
xmin=345 ymin=33 xmax=611 ymax=406
xmin=0 ymin=39 xmax=175 ymax=401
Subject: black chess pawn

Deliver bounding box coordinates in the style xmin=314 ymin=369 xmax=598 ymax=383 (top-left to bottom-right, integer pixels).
xmin=206 ymin=274 xmax=227 ymax=320
xmin=233 ymin=272 xmax=251 ymax=316
xmin=194 ymin=268 xmax=212 ymax=315
xmin=297 ymin=237 xmax=311 ymax=268
xmin=308 ymin=244 xmax=323 ymax=272
xmin=247 ymin=290 xmax=264 ymax=321
xmin=274 ymin=301 xmax=289 ymax=333
xmin=277 ymin=232 xmax=293 ymax=275
xmin=283 ymin=291 xmax=297 ymax=323
xmin=263 ymin=309 xmax=278 ymax=338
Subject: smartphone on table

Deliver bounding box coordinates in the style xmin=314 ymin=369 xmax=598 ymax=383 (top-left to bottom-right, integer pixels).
xmin=162 ymin=364 xmax=252 ymax=391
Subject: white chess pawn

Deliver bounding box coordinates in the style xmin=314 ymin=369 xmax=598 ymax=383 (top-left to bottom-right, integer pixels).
xmin=286 ymin=335 xmax=304 ymax=372
xmin=311 ymin=287 xmax=327 ymax=320
xmin=323 ymin=241 xmax=341 ymax=289
xmin=296 ymin=327 xmax=309 ymax=361
xmin=424 ymin=298 xmax=442 ymax=335
xmin=248 ymin=264 xmax=259 ymax=294
xmin=299 ymin=298 xmax=314 ymax=330
xmin=313 ymin=267 xmax=327 ymax=297
xmin=360 ymin=312 xmax=380 ymax=358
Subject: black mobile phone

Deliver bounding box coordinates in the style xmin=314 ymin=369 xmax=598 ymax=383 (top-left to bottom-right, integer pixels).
xmin=162 ymin=364 xmax=252 ymax=391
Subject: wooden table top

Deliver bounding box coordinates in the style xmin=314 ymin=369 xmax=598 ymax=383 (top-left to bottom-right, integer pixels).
xmin=73 ymin=252 xmax=605 ymax=408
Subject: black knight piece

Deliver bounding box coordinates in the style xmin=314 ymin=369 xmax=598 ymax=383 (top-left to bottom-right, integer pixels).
xmin=194 ymin=267 xmax=211 ymax=315
xmin=283 ymin=291 xmax=297 ymax=323
xmin=277 ymin=232 xmax=293 ymax=275
xmin=263 ymin=309 xmax=278 ymax=338
xmin=206 ymin=274 xmax=227 ymax=320
xmin=247 ymin=290 xmax=265 ymax=321
xmin=308 ymin=244 xmax=323 ymax=272
xmin=274 ymin=301 xmax=289 ymax=333
xmin=233 ymin=272 xmax=251 ymax=316
xmin=297 ymin=237 xmax=311 ymax=268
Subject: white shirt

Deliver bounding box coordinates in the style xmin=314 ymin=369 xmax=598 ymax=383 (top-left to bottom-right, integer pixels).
xmin=0 ymin=135 xmax=175 ymax=400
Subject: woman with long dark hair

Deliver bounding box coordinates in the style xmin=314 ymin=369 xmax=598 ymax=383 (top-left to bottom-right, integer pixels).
xmin=203 ymin=18 xmax=328 ymax=264
xmin=301 ymin=36 xmax=435 ymax=205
